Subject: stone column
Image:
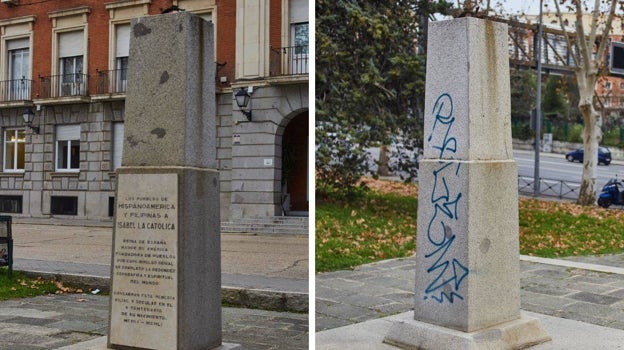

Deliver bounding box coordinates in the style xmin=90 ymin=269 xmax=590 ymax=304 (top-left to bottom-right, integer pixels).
xmin=385 ymin=17 xmax=550 ymax=349
xmin=107 ymin=12 xmax=233 ymax=350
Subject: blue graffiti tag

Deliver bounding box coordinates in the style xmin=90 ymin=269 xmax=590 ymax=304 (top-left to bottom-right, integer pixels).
xmin=423 ymin=93 xmax=469 ymax=304
xmin=427 ymin=93 xmax=456 ymax=159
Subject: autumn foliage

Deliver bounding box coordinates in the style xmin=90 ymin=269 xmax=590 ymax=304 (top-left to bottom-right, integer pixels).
xmin=316 ymin=178 xmax=624 ymax=272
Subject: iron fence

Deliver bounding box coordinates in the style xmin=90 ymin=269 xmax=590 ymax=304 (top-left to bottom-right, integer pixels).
xmin=38 ymin=73 xmax=88 ymax=99
xmin=95 ymin=69 xmax=127 ymax=94
xmin=270 ymin=45 xmax=309 ymax=76
xmin=518 ymin=176 xmax=581 ymax=200
xmin=0 ymin=78 xmax=32 ymax=102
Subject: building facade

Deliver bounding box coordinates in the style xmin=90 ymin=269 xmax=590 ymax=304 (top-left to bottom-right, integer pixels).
xmin=0 ymin=0 xmax=309 ymax=221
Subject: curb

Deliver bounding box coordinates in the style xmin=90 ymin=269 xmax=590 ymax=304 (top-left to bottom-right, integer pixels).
xmin=18 ymin=270 xmax=308 ymax=313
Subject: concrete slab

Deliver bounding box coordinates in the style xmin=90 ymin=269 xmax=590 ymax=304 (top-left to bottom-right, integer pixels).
xmin=316 ymin=311 xmax=624 ymax=350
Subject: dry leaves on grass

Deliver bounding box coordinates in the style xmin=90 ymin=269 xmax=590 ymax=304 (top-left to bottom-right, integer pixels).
xmin=359 ymin=177 xmax=418 ymax=197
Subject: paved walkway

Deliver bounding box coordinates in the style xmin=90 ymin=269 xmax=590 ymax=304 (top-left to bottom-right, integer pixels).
xmin=0 ymin=221 xmax=309 ymax=349
xmin=316 ymin=254 xmax=624 ymax=334
xmin=0 ymin=294 xmax=308 ymax=350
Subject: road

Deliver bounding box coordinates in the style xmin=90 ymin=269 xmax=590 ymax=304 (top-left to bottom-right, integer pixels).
xmin=514 ymin=150 xmax=624 ymax=187
xmin=366 ymin=147 xmax=624 ymax=193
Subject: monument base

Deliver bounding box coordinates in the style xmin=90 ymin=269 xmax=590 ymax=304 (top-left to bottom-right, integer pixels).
xmin=383 ymin=311 xmax=551 ymax=350
xmin=56 ymin=336 xmax=242 ymax=350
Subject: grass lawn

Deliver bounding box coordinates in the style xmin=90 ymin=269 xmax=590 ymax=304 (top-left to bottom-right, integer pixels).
xmin=0 ymin=268 xmax=61 ymax=300
xmin=316 ymin=178 xmax=624 ymax=272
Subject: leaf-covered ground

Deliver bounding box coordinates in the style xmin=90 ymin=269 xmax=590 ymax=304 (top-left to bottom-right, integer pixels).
xmin=316 ymin=178 xmax=417 ymax=272
xmin=316 ymin=178 xmax=624 ymax=272
xmin=519 ymin=198 xmax=624 ymax=257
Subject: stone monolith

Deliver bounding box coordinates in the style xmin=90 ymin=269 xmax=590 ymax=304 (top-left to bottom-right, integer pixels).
xmin=384 ymin=17 xmax=551 ymax=350
xmin=107 ymin=12 xmax=229 ymax=350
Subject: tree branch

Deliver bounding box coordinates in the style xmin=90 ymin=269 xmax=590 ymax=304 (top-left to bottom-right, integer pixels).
xmin=594 ymin=0 xmax=618 ymax=69
xmin=553 ymin=0 xmax=581 ymax=69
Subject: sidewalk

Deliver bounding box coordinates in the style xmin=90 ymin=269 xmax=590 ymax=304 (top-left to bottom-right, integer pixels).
xmin=316 ymin=254 xmax=624 ymax=349
xmin=0 ymin=221 xmax=309 ymax=350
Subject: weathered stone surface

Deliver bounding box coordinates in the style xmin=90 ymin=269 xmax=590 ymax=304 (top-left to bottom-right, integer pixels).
xmin=109 ymin=167 xmax=221 ymax=350
xmin=108 ymin=11 xmax=222 ymax=350
xmin=423 ymin=17 xmax=513 ymax=161
xmin=415 ymin=159 xmax=520 ymax=332
xmin=386 ymin=16 xmax=550 ymax=349
xmin=123 ymin=12 xmax=216 ymax=169
xmin=384 ymin=312 xmax=551 ymax=350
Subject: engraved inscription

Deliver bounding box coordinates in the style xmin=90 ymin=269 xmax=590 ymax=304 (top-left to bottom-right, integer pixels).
xmin=109 ymin=173 xmax=178 ymax=350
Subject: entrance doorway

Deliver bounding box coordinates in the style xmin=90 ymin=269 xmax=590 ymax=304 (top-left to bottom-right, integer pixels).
xmin=282 ymin=112 xmax=308 ymax=215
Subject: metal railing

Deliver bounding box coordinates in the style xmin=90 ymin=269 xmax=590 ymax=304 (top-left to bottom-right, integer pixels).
xmin=270 ymin=45 xmax=309 ymax=76
xmin=38 ymin=73 xmax=88 ymax=98
xmin=95 ymin=69 xmax=128 ymax=94
xmin=518 ymin=176 xmax=581 ymax=200
xmin=490 ymin=16 xmax=578 ymax=74
xmin=0 ymin=78 xmax=31 ymax=102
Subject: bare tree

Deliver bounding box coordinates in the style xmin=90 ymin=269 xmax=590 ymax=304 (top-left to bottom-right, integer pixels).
xmin=552 ymin=0 xmax=618 ymax=205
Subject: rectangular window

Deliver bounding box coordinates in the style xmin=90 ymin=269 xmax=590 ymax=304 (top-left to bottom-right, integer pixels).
xmin=115 ymin=23 xmax=130 ymax=93
xmin=4 ymin=129 xmax=25 ymax=172
xmin=55 ymin=124 xmax=80 ymax=172
xmin=58 ymin=30 xmax=85 ymax=96
xmin=113 ymin=122 xmax=124 ymax=170
xmin=7 ymin=38 xmax=30 ymax=100
xmin=0 ymin=195 xmax=22 ymax=213
xmin=50 ymin=196 xmax=77 ymax=215
xmin=290 ymin=22 xmax=309 ymax=74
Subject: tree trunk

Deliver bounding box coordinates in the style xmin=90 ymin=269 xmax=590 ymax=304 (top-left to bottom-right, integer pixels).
xmin=378 ymin=144 xmax=390 ymax=176
xmin=576 ymin=72 xmax=602 ymax=206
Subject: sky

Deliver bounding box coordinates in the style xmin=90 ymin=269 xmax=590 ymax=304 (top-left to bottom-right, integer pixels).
xmin=495 ymin=0 xmax=542 ymax=15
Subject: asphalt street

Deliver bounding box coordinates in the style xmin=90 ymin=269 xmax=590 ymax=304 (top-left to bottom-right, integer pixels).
xmin=514 ymin=150 xmax=624 ymax=185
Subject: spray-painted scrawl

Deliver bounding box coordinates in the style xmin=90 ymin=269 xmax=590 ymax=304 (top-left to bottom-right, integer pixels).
xmin=423 ymin=93 xmax=469 ymax=304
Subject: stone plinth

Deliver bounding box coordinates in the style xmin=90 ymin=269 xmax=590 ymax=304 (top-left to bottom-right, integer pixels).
xmin=108 ymin=11 xmax=225 ymax=350
xmin=109 ymin=168 xmax=221 ymax=350
xmin=385 ymin=17 xmax=550 ymax=349
xmin=413 ymin=159 xmax=520 ymax=332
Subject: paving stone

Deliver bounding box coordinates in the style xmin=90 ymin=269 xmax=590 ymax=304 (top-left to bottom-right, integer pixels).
xmin=568 ymin=291 xmax=622 ymax=305
xmin=339 ymin=294 xmax=400 ymax=309
xmin=528 ymin=267 xmax=573 ymax=280
xmin=522 ymin=283 xmax=575 ymax=296
xmin=378 ymin=291 xmax=414 ymax=305
xmin=569 ymin=273 xmax=624 ymax=285
xmin=0 ymin=295 xmax=307 ymax=349
xmin=519 ymin=290 xmax=577 ymax=311
xmin=564 ymin=281 xmax=620 ymax=294
xmin=3 ymin=317 xmax=59 ymax=327
xmin=315 ymin=315 xmax=352 ymax=332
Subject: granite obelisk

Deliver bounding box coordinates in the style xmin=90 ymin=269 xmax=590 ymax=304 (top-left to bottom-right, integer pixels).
xmin=107 ymin=12 xmax=223 ymax=350
xmin=385 ymin=17 xmax=551 ymax=349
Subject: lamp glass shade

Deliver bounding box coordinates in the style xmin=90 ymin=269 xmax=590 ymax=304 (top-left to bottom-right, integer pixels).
xmin=234 ymin=89 xmax=250 ymax=109
xmin=22 ymin=109 xmax=34 ymax=124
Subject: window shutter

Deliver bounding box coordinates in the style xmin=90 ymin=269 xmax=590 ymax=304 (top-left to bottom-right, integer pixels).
xmin=115 ymin=24 xmax=130 ymax=58
xmin=200 ymin=13 xmax=212 ymax=22
xmin=289 ymin=0 xmax=307 ymax=23
xmin=7 ymin=37 xmax=29 ymax=51
xmin=113 ymin=122 xmax=124 ymax=169
xmin=58 ymin=31 xmax=84 ymax=58
xmin=56 ymin=124 xmax=80 ymax=141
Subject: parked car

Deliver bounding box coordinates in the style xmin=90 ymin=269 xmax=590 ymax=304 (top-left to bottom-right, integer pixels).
xmin=565 ymin=146 xmax=612 ymax=165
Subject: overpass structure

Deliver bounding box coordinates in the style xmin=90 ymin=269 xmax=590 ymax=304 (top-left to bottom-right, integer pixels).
xmin=495 ymin=16 xmax=582 ymax=75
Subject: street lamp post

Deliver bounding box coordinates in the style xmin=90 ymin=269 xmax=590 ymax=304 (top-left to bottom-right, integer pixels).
xmin=534 ymin=0 xmax=543 ymax=196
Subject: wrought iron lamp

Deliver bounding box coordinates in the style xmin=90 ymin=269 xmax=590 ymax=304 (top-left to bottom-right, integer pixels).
xmin=234 ymin=88 xmax=252 ymax=121
xmin=22 ymin=108 xmax=39 ymax=134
